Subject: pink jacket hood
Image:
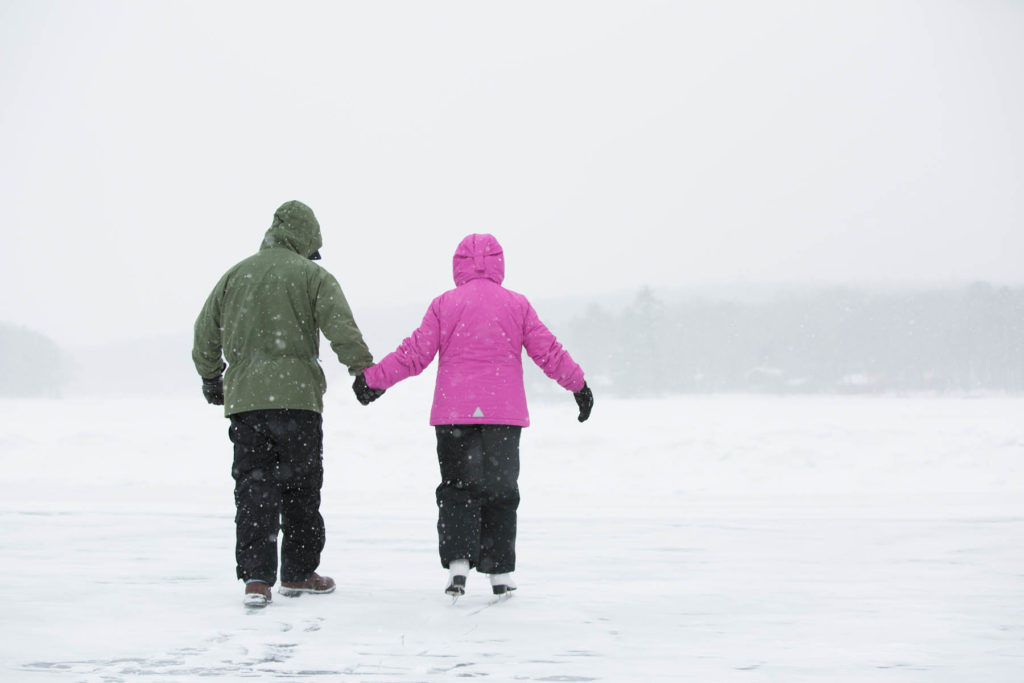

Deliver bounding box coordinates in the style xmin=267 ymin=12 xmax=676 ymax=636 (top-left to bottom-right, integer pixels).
xmin=453 ymin=233 xmax=505 ymax=287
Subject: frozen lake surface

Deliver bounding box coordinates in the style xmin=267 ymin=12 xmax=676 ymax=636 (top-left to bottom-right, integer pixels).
xmin=1 ymin=390 xmax=1022 ymax=681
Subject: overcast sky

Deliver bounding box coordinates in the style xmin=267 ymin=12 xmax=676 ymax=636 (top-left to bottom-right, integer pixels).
xmin=2 ymin=0 xmax=1022 ymax=346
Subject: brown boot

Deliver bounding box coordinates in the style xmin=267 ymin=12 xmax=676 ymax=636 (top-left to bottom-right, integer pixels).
xmin=279 ymin=572 xmax=336 ymax=597
xmin=243 ymin=581 xmax=272 ymax=608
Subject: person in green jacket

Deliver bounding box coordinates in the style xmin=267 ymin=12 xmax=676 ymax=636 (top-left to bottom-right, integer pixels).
xmin=192 ymin=200 xmax=384 ymax=608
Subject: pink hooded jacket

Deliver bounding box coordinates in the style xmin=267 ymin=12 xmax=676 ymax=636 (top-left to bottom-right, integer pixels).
xmin=362 ymin=234 xmax=585 ymax=427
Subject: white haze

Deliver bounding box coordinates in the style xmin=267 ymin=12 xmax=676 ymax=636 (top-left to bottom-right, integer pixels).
xmin=1 ymin=1 xmax=1023 ymax=347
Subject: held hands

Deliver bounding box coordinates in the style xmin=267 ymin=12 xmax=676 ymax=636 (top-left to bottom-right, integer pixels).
xmin=573 ymin=383 xmax=593 ymax=422
xmin=353 ymin=372 xmax=386 ymax=405
xmin=202 ymin=376 xmax=224 ymax=405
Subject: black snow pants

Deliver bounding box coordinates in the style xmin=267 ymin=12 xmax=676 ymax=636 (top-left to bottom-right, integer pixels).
xmin=435 ymin=424 xmax=522 ymax=574
xmin=229 ymin=409 xmax=325 ymax=584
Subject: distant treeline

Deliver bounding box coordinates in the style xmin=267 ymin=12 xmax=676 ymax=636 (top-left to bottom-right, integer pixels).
xmin=0 ymin=323 xmax=67 ymax=397
xmin=554 ymin=283 xmax=1024 ymax=395
xmin=4 ymin=284 xmax=1023 ymax=399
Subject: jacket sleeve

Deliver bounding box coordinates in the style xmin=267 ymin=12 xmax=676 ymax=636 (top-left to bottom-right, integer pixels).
xmin=315 ymin=272 xmax=374 ymax=375
xmin=522 ymin=300 xmax=585 ymax=392
xmin=192 ymin=278 xmax=227 ymax=379
xmin=362 ymin=300 xmax=441 ymax=390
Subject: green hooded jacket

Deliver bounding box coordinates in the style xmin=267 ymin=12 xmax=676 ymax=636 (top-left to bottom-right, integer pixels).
xmin=192 ymin=201 xmax=373 ymax=416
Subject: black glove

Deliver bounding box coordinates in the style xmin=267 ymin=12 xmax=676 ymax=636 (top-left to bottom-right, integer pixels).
xmin=573 ymin=383 xmax=593 ymax=422
xmin=353 ymin=372 xmax=385 ymax=405
xmin=202 ymin=376 xmax=224 ymax=405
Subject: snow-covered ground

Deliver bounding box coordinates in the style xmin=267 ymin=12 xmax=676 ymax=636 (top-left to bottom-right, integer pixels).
xmin=1 ymin=386 xmax=1022 ymax=681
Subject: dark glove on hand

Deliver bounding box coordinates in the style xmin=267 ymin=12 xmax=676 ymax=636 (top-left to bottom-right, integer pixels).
xmin=353 ymin=372 xmax=385 ymax=405
xmin=573 ymin=383 xmax=593 ymax=422
xmin=202 ymin=376 xmax=224 ymax=406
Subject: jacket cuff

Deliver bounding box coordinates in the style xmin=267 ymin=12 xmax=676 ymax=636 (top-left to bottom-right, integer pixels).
xmin=362 ymin=365 xmax=385 ymax=390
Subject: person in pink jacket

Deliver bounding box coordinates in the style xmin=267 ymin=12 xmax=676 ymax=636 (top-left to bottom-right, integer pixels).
xmin=357 ymin=233 xmax=593 ymax=597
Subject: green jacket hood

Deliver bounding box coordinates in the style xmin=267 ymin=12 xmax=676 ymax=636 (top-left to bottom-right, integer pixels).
xmin=260 ymin=200 xmax=323 ymax=259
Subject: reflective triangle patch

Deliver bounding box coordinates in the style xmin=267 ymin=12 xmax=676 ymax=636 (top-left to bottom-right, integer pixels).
xmin=472 ymin=407 xmax=485 ymax=418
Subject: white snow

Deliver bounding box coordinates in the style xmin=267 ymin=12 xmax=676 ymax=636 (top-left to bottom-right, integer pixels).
xmin=1 ymin=388 xmax=1022 ymax=681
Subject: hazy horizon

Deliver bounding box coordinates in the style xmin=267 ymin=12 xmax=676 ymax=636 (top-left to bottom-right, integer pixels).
xmin=2 ymin=282 xmax=1016 ymax=400
xmin=13 ymin=279 xmax=1024 ymax=350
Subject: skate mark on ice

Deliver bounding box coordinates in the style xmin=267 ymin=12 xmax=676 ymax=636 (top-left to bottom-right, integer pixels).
xmin=8 ymin=510 xmax=74 ymax=518
xmin=429 ymin=661 xmax=482 ymax=675
xmin=533 ymin=677 xmax=600 ymax=682
xmin=466 ymin=593 xmax=514 ymax=615
xmin=16 ymin=627 xmax=332 ymax=679
xmin=876 ymin=662 xmax=931 ymax=671
xmin=20 ymin=654 xmax=355 ymax=679
xmin=21 ymin=662 xmax=71 ymax=671
xmin=23 ymin=658 xmax=146 ymax=672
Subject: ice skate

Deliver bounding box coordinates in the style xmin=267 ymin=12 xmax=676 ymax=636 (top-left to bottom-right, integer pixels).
xmin=489 ymin=573 xmax=517 ymax=596
xmin=445 ymin=574 xmax=467 ymax=598
xmin=445 ymin=559 xmax=469 ymax=600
